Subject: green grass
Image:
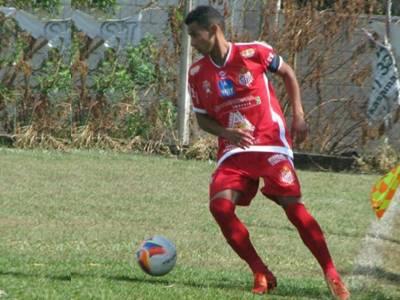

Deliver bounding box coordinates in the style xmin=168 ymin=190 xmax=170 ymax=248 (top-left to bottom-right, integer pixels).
xmin=0 ymin=149 xmax=398 ymax=299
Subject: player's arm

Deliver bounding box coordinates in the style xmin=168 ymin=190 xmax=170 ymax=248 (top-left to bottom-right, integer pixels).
xmin=195 ymin=113 xmax=254 ymax=149
xmin=275 ymin=61 xmax=308 ymax=143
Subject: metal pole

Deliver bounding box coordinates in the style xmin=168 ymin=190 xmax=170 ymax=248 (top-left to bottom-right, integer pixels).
xmin=275 ymin=0 xmax=281 ymax=30
xmin=386 ymin=0 xmax=392 ymax=44
xmin=384 ymin=0 xmax=393 ymax=131
xmin=178 ymin=0 xmax=192 ymax=145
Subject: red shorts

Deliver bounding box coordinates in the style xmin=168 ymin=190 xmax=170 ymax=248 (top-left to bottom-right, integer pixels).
xmin=210 ymin=152 xmax=301 ymax=206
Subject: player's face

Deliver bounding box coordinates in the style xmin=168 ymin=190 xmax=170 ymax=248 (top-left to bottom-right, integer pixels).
xmin=187 ymin=21 xmax=215 ymax=55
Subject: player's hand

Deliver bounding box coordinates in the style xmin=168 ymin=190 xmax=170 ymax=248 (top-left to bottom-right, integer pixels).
xmin=222 ymin=128 xmax=255 ymax=149
xmin=291 ymin=115 xmax=308 ymax=144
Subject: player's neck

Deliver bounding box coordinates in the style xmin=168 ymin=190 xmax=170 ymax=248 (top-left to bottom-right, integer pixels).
xmin=209 ymin=37 xmax=230 ymax=67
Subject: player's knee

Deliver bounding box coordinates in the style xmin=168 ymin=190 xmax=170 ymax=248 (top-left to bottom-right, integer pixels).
xmin=209 ymin=198 xmax=235 ymax=220
xmin=230 ymin=226 xmax=249 ymax=244
xmin=274 ymin=196 xmax=302 ymax=208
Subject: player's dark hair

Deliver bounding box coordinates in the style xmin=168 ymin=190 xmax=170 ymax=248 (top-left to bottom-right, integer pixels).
xmin=184 ymin=5 xmax=225 ymax=31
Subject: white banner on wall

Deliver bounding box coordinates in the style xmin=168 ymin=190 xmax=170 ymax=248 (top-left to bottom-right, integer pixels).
xmin=367 ymin=39 xmax=400 ymax=123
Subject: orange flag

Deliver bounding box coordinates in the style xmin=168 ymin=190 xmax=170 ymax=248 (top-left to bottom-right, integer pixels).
xmin=371 ymin=164 xmax=400 ymax=218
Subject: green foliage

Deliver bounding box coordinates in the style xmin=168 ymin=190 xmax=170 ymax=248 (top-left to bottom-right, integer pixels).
xmin=72 ymin=0 xmax=117 ymax=11
xmin=78 ymin=36 xmax=176 ymax=143
xmin=0 ymin=35 xmax=28 ymax=67
xmin=0 ymin=0 xmax=61 ymax=12
xmin=93 ymin=37 xmax=159 ymax=99
xmin=35 ymin=59 xmax=72 ymax=98
xmin=126 ymin=36 xmax=159 ymax=87
xmin=33 ymin=0 xmax=62 ymax=12
xmin=0 ymin=83 xmax=11 ymax=98
xmin=0 ymin=3 xmax=177 ymax=148
xmin=0 ymin=0 xmax=31 ymax=9
xmin=0 ymin=83 xmax=14 ymax=106
xmin=93 ymin=58 xmax=134 ymax=97
xmin=125 ymin=111 xmax=149 ymax=138
xmin=157 ymin=99 xmax=177 ymax=131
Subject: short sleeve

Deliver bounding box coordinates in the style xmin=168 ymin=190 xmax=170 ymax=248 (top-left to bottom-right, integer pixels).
xmin=188 ymin=67 xmax=207 ymax=114
xmin=257 ymin=42 xmax=283 ymax=73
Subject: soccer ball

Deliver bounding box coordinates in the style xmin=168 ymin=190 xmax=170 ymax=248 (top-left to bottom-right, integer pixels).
xmin=135 ymin=235 xmax=177 ymax=276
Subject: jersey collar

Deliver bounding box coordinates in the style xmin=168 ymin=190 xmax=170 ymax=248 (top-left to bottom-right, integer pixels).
xmin=208 ymin=42 xmax=233 ymax=68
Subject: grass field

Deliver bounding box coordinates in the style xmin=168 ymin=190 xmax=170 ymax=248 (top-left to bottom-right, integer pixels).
xmin=0 ymin=149 xmax=399 ymax=299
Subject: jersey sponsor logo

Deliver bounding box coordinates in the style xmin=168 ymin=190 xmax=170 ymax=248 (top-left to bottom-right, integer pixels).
xmin=238 ymin=69 xmax=254 ymax=87
xmin=214 ymin=95 xmax=261 ymax=115
xmin=228 ymin=111 xmax=255 ymax=132
xmin=218 ymin=79 xmax=236 ymax=97
xmin=218 ymin=71 xmax=235 ymax=97
xmin=279 ymin=165 xmax=295 ymax=185
xmin=190 ymin=65 xmax=200 ymax=76
xmin=268 ymin=154 xmax=287 ymax=166
xmin=240 ymin=48 xmax=255 ymax=58
xmin=219 ymin=71 xmax=227 ymax=78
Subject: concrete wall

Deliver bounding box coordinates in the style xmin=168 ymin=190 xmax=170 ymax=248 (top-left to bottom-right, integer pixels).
xmin=113 ymin=0 xmax=269 ymax=42
xmin=0 ymin=1 xmax=399 ymax=153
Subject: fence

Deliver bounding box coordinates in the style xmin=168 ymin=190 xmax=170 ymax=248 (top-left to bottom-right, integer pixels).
xmin=0 ymin=0 xmax=399 ymax=163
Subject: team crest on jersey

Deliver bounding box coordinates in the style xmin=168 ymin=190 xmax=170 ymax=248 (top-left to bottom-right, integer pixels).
xmin=240 ymin=48 xmax=255 ymax=58
xmin=238 ymin=69 xmax=253 ymax=87
xmin=279 ymin=166 xmax=295 ymax=185
xmin=190 ymin=65 xmax=200 ymax=76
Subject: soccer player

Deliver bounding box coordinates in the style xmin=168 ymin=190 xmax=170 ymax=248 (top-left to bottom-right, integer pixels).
xmin=185 ymin=5 xmax=350 ymax=300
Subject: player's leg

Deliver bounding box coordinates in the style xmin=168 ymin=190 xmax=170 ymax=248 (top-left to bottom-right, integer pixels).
xmin=261 ymin=155 xmax=336 ymax=276
xmin=260 ymin=154 xmax=349 ymax=299
xmin=210 ymin=189 xmax=262 ymax=271
xmin=275 ymin=196 xmax=350 ymax=300
xmin=209 ymin=189 xmax=276 ymax=294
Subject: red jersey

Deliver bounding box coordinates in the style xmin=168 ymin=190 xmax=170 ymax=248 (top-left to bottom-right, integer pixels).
xmin=188 ymin=42 xmax=293 ymax=166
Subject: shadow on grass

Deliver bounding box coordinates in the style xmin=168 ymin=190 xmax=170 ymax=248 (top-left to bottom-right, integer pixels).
xmin=0 ymin=270 xmax=71 ymax=281
xmin=250 ymin=221 xmax=366 ymax=240
xmin=71 ymin=272 xmax=326 ymax=299
xmin=74 ymin=272 xmax=247 ymax=292
xmin=352 ymin=265 xmax=400 ymax=284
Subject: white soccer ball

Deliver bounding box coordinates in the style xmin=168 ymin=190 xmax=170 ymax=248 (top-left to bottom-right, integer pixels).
xmin=135 ymin=235 xmax=177 ymax=276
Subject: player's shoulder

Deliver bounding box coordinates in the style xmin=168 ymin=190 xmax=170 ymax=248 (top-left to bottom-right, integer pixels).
xmin=189 ymin=56 xmax=207 ymax=77
xmin=234 ymin=41 xmax=274 ymax=58
xmin=235 ymin=41 xmax=273 ymax=50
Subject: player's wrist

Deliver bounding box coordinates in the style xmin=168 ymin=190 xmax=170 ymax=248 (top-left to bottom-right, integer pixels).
xmin=292 ymin=111 xmax=305 ymax=120
xmin=219 ymin=128 xmax=230 ymax=139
